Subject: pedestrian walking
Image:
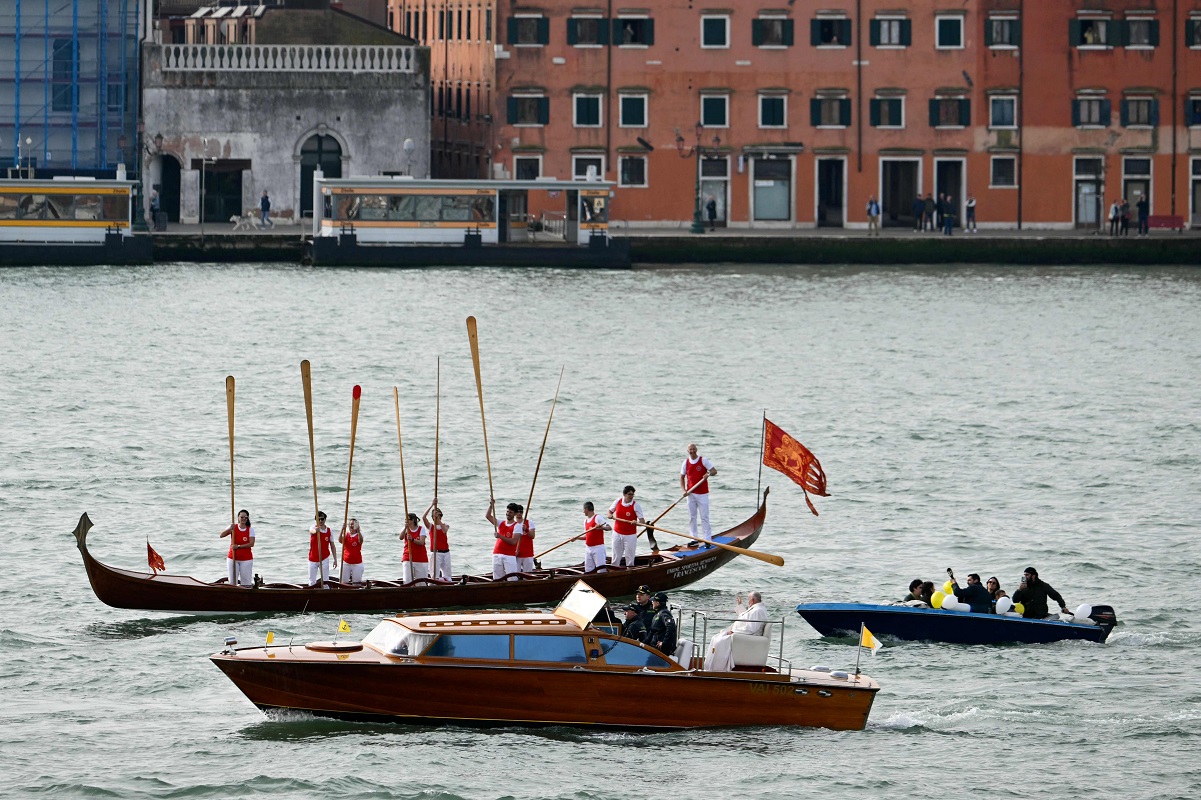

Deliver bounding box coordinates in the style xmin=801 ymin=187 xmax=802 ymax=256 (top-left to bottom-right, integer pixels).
xmin=1108 ymin=199 xmax=1121 ymax=236
xmin=1136 ymin=194 xmax=1149 ymax=236
xmin=259 ymin=190 xmax=274 ymax=229
xmin=865 ymin=195 xmax=881 ymax=237
xmin=965 ymin=194 xmax=977 ymax=232
xmin=912 ymin=195 xmax=925 ymax=231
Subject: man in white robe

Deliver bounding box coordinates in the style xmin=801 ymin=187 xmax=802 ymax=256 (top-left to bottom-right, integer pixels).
xmin=704 ymin=592 xmax=770 ymax=671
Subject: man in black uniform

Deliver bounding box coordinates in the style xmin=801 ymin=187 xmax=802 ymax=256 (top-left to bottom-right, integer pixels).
xmin=619 ymin=603 xmax=648 ymax=642
xmin=648 ymin=592 xmax=677 ymax=656
xmin=1012 ymin=567 xmax=1070 ymax=619
xmin=633 ymin=584 xmax=655 ymax=629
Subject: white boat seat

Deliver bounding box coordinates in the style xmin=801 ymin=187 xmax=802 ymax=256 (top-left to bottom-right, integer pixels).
xmin=672 ymin=637 xmax=693 ymax=666
xmin=730 ymin=627 xmax=772 ymax=668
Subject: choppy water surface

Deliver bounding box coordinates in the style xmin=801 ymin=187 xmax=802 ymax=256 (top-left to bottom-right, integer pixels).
xmin=1 ymin=264 xmax=1198 ymax=799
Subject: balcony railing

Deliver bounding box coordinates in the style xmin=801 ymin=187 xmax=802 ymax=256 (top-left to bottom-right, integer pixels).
xmin=160 ymin=44 xmax=417 ymax=73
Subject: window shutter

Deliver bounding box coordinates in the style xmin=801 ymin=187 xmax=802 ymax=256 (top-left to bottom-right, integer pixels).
xmin=783 ymin=20 xmax=794 ymax=46
xmin=1149 ymin=20 xmax=1160 ymax=47
xmin=810 ymin=98 xmax=821 ymax=125
xmin=983 ymin=20 xmax=993 ymax=47
xmin=810 ymin=19 xmax=821 ymax=46
xmin=958 ymin=98 xmax=970 ymax=126
xmin=1120 ymin=99 xmax=1129 ymax=127
xmin=869 ymin=19 xmax=880 ymax=46
xmin=1188 ymin=21 xmax=1197 ymax=47
xmin=1114 ymin=21 xmax=1129 ymax=47
xmin=1069 ymin=19 xmax=1081 ymax=46
xmin=1071 ymin=100 xmax=1081 ymax=127
xmin=507 ymin=97 xmax=518 ymax=124
xmin=646 ymin=19 xmax=655 ymax=45
xmin=752 ymin=19 xmax=763 ymax=46
xmin=839 ymin=98 xmax=851 ymax=126
xmin=538 ymin=97 xmax=550 ymax=125
xmin=1187 ymin=98 xmax=1199 ymax=127
xmin=1150 ymin=99 xmax=1159 ymax=127
xmin=929 ymin=99 xmax=940 ymax=128
xmin=1100 ymin=99 xmax=1112 ymax=126
xmin=840 ymin=19 xmax=852 ymax=45
xmin=869 ymin=99 xmax=881 ymax=126
xmin=901 ymin=19 xmax=912 ymax=46
xmin=597 ymin=19 xmax=610 ymax=44
xmin=1013 ymin=20 xmax=1022 ymax=47
xmin=537 ymin=17 xmax=549 ymax=44
xmin=567 ymin=18 xmax=578 ymax=45
xmin=507 ymin=18 xmax=518 ymax=44
xmin=891 ymin=99 xmax=903 ymax=125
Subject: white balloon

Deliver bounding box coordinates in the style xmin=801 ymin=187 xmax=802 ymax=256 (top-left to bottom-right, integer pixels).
xmin=995 ymin=597 xmax=1013 ymax=615
xmin=941 ymin=597 xmax=958 ymax=611
xmin=1075 ymin=603 xmax=1093 ymax=619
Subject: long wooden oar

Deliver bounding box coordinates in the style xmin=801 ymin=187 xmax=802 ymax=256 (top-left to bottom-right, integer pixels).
xmin=225 ymin=375 xmax=237 ymax=586
xmin=341 ymin=385 xmax=362 ymax=571
xmin=434 ymin=356 xmax=440 ymax=502
xmin=301 ymin=360 xmax=327 ymax=582
xmin=637 ymin=473 xmax=710 ymax=549
xmin=467 ymin=316 xmax=500 ymax=539
xmin=525 ymin=366 xmax=564 ymax=521
xmin=393 ymin=386 xmax=411 ymax=569
xmin=639 ymin=521 xmax=784 ymax=567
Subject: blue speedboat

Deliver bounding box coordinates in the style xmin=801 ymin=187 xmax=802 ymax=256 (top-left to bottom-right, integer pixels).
xmin=795 ymin=603 xmax=1118 ymax=645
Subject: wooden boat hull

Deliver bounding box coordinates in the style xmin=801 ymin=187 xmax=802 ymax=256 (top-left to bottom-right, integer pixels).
xmin=72 ymin=492 xmax=767 ymax=613
xmin=796 ymin=603 xmax=1115 ymax=645
xmin=210 ymin=651 xmax=876 ymax=730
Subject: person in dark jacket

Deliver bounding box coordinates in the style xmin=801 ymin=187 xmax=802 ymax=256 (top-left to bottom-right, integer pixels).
xmin=920 ymin=580 xmax=936 ymax=605
xmin=950 ymin=572 xmax=992 ymax=613
xmin=923 ymin=194 xmax=936 ymax=231
xmin=1011 ymin=567 xmax=1070 ymax=619
xmin=648 ymin=592 xmax=677 ymax=655
xmin=902 ymin=578 xmax=925 ymax=602
xmin=633 ymin=584 xmax=655 ymax=629
xmin=619 ymin=604 xmax=649 ymax=642
xmin=912 ymin=196 xmax=925 ymax=231
xmin=1136 ymin=194 xmax=1150 ymax=236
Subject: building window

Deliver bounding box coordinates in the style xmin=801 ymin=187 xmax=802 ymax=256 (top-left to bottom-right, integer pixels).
xmin=811 ymin=96 xmax=851 ymax=127
xmin=991 ymin=156 xmax=1017 ymax=188
xmin=1125 ymin=18 xmax=1158 ymax=48
xmin=507 ymin=95 xmax=549 ymax=126
xmin=106 ymin=84 xmax=124 ymax=114
xmin=1073 ymin=97 xmax=1110 ymax=127
xmin=930 ymin=97 xmax=970 ymax=128
xmin=759 ymin=95 xmax=786 ymax=128
xmin=936 ymin=16 xmax=964 ymax=49
xmin=870 ymin=17 xmax=910 ymax=47
xmin=1072 ymin=18 xmax=1113 ymax=47
xmin=514 ymin=156 xmax=541 ymax=180
xmin=1122 ymin=98 xmax=1157 ymax=127
xmin=990 ymin=96 xmax=1017 ymax=129
xmin=753 ymin=17 xmax=794 ymax=47
xmin=615 ymin=17 xmax=654 ymax=46
xmin=701 ymin=95 xmax=729 ymax=128
xmin=1188 ymin=97 xmax=1201 ymax=126
xmin=486 ymin=8 xmax=492 ymax=41
xmin=568 ymin=16 xmax=608 ymax=46
xmin=986 ymin=17 xmax=1020 ymax=48
xmin=1189 ymin=19 xmax=1201 ymax=48
xmin=573 ymin=156 xmax=605 ymax=180
xmin=619 ymin=156 xmax=647 ymax=187
xmin=52 ymin=38 xmax=76 ymax=112
xmin=619 ymin=94 xmax=647 ymax=127
xmin=701 ymin=15 xmax=729 ymax=48
xmin=811 ymin=18 xmax=851 ymax=47
xmin=870 ymin=97 xmax=904 ymax=128
xmin=508 ymin=15 xmax=549 ymax=46
xmin=574 ymin=94 xmax=602 ymax=127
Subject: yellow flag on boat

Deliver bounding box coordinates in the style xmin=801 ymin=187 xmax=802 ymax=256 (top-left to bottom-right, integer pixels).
xmin=860 ymin=625 xmax=882 ymax=656
xmin=338 ymin=619 xmax=351 ymax=633
xmin=265 ymin=631 xmax=274 ymax=645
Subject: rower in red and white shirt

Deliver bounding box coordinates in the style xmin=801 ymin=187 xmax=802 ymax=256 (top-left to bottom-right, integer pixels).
xmin=680 ymin=442 xmax=718 ymax=539
xmin=339 ymin=518 xmax=365 ymax=584
xmin=219 ymin=509 xmax=255 ymax=588
xmin=485 ymin=500 xmax=522 ymax=580
xmin=607 ymin=485 xmax=646 ymax=568
xmin=308 ymin=510 xmax=338 ymax=586
xmin=400 ymin=513 xmax=430 ymax=584
xmin=515 ymin=505 xmax=536 ymax=573
xmin=576 ymin=501 xmax=612 ymax=572
xmin=423 ymin=498 xmax=452 ymax=581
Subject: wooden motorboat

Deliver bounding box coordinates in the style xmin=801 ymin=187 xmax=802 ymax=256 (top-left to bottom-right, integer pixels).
xmin=796 ymin=602 xmax=1118 ymax=645
xmin=210 ymin=583 xmax=879 ymax=730
xmin=72 ymin=491 xmax=768 ymax=614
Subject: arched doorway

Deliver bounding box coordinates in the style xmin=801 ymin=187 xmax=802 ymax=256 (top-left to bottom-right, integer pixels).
xmin=300 ymin=135 xmax=342 ymax=219
xmin=160 ymin=155 xmax=182 ymax=222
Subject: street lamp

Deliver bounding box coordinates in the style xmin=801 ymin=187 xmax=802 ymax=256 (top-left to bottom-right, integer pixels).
xmin=676 ymin=122 xmax=721 ymax=234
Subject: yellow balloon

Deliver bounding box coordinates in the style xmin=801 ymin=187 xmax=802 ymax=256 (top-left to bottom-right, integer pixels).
xmin=931 ymin=591 xmax=946 ymax=609
xmin=943 ymin=580 xmax=954 ymax=594
xmin=1014 ymin=602 xmax=1025 ymax=616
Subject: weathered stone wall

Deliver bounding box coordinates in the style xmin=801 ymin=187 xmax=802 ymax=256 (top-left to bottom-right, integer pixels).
xmin=256 ymin=8 xmax=401 ymax=46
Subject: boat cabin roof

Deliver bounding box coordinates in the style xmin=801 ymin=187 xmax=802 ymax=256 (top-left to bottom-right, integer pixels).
xmin=387 ymin=609 xmax=584 ymax=634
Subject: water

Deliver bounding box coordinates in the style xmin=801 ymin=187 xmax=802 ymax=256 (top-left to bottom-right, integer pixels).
xmin=1 ymin=264 xmax=1198 ymax=799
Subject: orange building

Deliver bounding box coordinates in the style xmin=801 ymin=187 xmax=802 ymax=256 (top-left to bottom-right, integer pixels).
xmin=391 ymin=0 xmax=1201 ymax=230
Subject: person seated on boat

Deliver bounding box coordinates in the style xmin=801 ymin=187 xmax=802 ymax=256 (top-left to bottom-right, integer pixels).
xmin=607 ymin=485 xmax=645 ymax=568
xmin=920 ymin=581 xmax=936 ymax=605
xmin=634 ymin=584 xmax=655 ymax=629
xmin=514 ymin=505 xmax=536 ymax=573
xmin=308 ymin=511 xmax=338 ymax=587
xmin=985 ymin=577 xmax=1006 ymax=611
xmin=1011 ymin=567 xmax=1070 ymax=619
xmin=620 ymin=603 xmax=649 ymax=643
xmin=485 ymin=500 xmax=522 ymax=580
xmin=423 ymin=498 xmax=452 ymax=581
xmin=219 ymin=509 xmax=255 ymax=588
xmin=704 ymin=591 xmax=770 ymax=671
xmin=400 ymin=513 xmax=430 ymax=584
xmin=339 ymin=518 xmax=365 ymax=584
xmin=902 ymin=579 xmax=925 ymax=604
xmin=949 ymin=572 xmax=992 ymax=613
xmin=649 ymin=592 xmax=678 ymax=656
xmin=575 ymin=502 xmax=611 ymax=573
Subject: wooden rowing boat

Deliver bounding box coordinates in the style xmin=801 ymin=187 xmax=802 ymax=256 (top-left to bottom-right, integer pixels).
xmin=73 ymin=490 xmax=768 ymax=614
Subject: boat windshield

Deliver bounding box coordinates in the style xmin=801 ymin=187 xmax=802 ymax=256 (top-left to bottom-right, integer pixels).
xmin=362 ymin=621 xmax=437 ymax=657
xmin=600 ymin=639 xmax=673 ymax=668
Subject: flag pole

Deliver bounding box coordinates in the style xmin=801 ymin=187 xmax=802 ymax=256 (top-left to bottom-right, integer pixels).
xmin=855 ymin=622 xmax=863 ymax=676
xmin=757 ymin=410 xmax=765 ymax=506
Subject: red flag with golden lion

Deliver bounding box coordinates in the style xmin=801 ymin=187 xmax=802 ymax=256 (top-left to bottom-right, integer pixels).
xmin=762 ymin=419 xmax=828 ymax=516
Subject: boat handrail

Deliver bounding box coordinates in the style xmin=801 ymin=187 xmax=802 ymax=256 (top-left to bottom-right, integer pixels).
xmin=680 ymin=610 xmax=788 ymax=671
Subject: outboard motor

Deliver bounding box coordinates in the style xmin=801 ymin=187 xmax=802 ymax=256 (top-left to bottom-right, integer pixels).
xmin=1089 ymin=604 xmax=1118 ymax=638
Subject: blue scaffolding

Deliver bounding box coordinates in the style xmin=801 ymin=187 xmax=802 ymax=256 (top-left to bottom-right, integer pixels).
xmin=1 ymin=0 xmax=141 ymax=177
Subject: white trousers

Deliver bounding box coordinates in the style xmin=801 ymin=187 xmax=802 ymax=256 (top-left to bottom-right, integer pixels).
xmin=704 ymin=630 xmax=735 ymax=672
xmin=612 ymin=533 xmax=637 ymax=567
xmin=308 ymin=557 xmax=333 ymax=584
xmin=584 ymin=544 xmax=608 ymax=573
xmin=688 ymin=493 xmax=712 ymax=538
xmin=340 ymin=562 xmax=364 ymax=583
xmin=434 ymin=551 xmax=453 ymax=581
xmin=402 ymin=561 xmax=430 ymax=584
xmin=227 ymin=558 xmax=253 ymax=587
xmin=492 ymin=554 xmax=518 ymax=580
xmin=516 ymin=556 xmax=535 ymax=573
